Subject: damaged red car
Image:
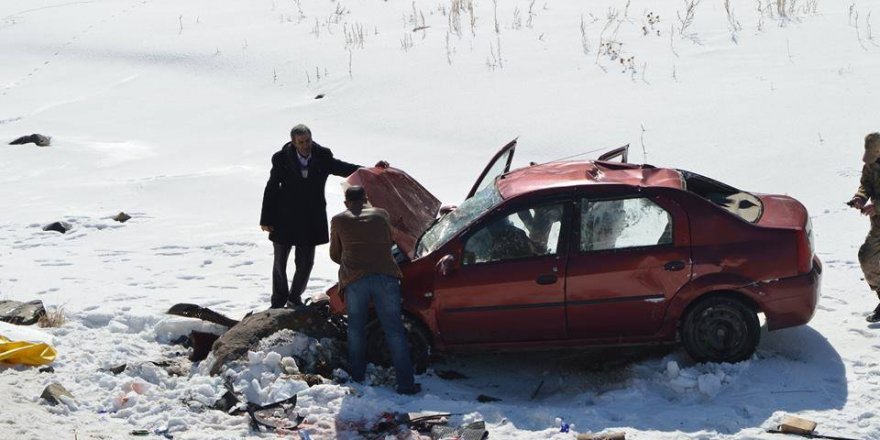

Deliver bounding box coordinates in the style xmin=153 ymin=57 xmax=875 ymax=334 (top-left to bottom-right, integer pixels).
xmin=325 ymin=139 xmax=821 ymax=370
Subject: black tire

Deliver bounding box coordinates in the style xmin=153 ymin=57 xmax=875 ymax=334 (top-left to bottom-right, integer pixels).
xmin=681 ymin=296 xmax=760 ymax=363
xmin=366 ymin=316 xmax=432 ymax=374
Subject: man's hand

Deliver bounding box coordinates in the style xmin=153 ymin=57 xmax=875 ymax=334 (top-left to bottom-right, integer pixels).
xmin=863 ymin=204 xmax=876 ymax=216
xmin=848 ymin=196 xmax=867 ymax=210
xmin=260 ymin=225 xmax=274 ymax=232
xmin=375 ymin=160 xmax=390 ymax=168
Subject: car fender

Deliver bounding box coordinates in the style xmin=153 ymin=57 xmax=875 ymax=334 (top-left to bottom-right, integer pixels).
xmin=660 ymin=272 xmax=763 ymax=335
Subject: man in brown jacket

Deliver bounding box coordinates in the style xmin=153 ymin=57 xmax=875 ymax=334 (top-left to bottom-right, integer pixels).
xmin=329 ymin=186 xmax=418 ymax=394
xmin=849 ymin=132 xmax=880 ymax=322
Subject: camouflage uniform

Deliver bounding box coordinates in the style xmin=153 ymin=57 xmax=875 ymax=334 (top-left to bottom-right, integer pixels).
xmin=855 ymin=162 xmax=880 ymax=299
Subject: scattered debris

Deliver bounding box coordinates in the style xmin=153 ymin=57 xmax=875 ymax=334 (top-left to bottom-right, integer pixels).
xmin=779 ymin=415 xmax=818 ymax=435
xmin=229 ymin=394 xmax=303 ymax=431
xmin=38 ymin=366 xmax=54 ymax=373
xmin=102 ymin=364 xmax=127 ymax=375
xmin=576 ymin=432 xmax=626 ymax=440
xmin=113 ymin=212 xmax=132 ymax=223
xmin=476 ymin=394 xmax=501 ymax=403
xmin=0 ymin=300 xmax=46 ymax=325
xmin=42 ymin=221 xmax=71 ymax=234
xmin=9 ymin=133 xmax=51 ymax=147
xmin=314 ymin=94 xmax=325 ymax=99
xmin=431 ymin=420 xmax=487 ymax=440
xmin=291 ymin=373 xmax=324 ymax=387
xmin=212 ymin=380 xmax=239 ymax=413
xmin=40 ymin=383 xmax=73 ymax=406
xmin=767 ymin=415 xmax=858 ymax=440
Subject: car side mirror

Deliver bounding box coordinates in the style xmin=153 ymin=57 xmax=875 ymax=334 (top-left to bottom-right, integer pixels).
xmin=436 ymin=254 xmax=456 ymax=277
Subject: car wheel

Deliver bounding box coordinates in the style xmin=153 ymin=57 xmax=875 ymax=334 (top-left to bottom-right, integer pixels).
xmin=681 ymin=296 xmax=760 ymax=363
xmin=366 ymin=316 xmax=431 ymax=374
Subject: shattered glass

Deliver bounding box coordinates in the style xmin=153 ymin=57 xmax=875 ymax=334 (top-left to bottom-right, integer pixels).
xmin=581 ymin=198 xmax=671 ymax=251
xmin=463 ymin=203 xmax=564 ymax=264
xmin=416 ymin=185 xmax=503 ymax=258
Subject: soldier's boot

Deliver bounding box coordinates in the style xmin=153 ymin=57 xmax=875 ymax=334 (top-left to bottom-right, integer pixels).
xmin=867 ymin=303 xmax=880 ymax=323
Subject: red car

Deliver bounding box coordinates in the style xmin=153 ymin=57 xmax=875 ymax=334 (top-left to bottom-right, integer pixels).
xmin=326 ymin=139 xmax=821 ymax=369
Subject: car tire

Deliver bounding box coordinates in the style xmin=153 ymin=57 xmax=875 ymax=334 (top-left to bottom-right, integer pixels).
xmin=366 ymin=316 xmax=431 ymax=374
xmin=681 ymin=296 xmax=760 ymax=363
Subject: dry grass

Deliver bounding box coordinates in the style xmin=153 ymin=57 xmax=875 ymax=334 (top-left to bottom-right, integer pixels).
xmin=38 ymin=307 xmax=66 ymax=328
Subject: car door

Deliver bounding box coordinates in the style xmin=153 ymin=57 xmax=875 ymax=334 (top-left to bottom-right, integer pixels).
xmin=466 ymin=139 xmax=517 ymax=199
xmin=565 ymin=189 xmax=692 ymax=339
xmin=433 ymin=199 xmax=570 ymax=344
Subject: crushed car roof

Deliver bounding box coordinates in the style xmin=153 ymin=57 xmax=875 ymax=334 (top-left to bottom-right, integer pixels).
xmin=496 ymin=160 xmax=685 ymax=199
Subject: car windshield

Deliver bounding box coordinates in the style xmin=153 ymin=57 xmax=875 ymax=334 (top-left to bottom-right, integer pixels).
xmin=416 ymin=184 xmax=504 ymax=258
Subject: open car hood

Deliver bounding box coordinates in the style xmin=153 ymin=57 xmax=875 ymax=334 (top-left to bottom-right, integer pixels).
xmin=345 ymin=167 xmax=441 ymax=259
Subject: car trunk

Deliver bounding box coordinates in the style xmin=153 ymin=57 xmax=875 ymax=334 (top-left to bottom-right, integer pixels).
xmin=754 ymin=194 xmax=808 ymax=230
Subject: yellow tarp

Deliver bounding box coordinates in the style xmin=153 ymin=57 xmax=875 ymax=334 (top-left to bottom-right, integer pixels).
xmin=0 ymin=335 xmax=57 ymax=366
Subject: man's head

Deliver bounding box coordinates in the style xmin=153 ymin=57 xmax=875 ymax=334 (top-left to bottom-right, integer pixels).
xmin=864 ymin=132 xmax=880 ymax=164
xmin=344 ymin=185 xmax=367 ymax=210
xmin=290 ymin=124 xmax=313 ymax=157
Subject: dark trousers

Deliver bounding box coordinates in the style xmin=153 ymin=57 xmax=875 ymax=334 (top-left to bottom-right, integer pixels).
xmin=271 ymin=242 xmax=315 ymax=308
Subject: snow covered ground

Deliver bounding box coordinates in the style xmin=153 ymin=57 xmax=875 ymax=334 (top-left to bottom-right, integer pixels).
xmin=1 ymin=0 xmax=879 ymax=438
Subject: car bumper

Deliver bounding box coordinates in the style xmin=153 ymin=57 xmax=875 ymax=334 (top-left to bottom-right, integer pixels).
xmin=760 ymin=257 xmax=822 ymax=330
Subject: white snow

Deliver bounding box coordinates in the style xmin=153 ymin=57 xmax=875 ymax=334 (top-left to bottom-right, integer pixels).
xmin=1 ymin=0 xmax=879 ymax=438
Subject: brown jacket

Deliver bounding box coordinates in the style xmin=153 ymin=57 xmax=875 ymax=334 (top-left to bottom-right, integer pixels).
xmin=329 ymin=207 xmax=403 ymax=292
xmin=856 ymin=161 xmax=880 ymax=205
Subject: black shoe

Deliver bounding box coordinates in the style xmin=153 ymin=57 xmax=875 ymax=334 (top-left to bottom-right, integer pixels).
xmin=397 ymin=383 xmax=421 ymax=395
xmin=285 ymin=300 xmax=304 ymax=309
xmin=867 ymin=304 xmax=880 ymax=323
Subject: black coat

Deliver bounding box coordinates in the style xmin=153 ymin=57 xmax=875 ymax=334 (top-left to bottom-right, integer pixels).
xmin=260 ymin=142 xmax=361 ymax=245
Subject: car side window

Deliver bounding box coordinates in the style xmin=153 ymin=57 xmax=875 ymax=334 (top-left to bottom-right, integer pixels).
xmin=463 ymin=203 xmax=565 ymax=265
xmin=579 ymin=197 xmax=672 ymax=252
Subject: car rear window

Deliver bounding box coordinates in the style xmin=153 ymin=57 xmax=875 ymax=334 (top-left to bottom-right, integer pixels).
xmin=678 ymin=170 xmax=763 ymax=223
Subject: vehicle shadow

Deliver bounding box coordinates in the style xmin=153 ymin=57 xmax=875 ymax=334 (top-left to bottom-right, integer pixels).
xmin=334 ymin=324 xmax=845 ymax=437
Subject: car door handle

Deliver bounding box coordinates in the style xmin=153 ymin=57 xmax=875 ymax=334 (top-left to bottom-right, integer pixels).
xmin=664 ymin=260 xmax=686 ymax=271
xmin=536 ymin=274 xmax=558 ymax=285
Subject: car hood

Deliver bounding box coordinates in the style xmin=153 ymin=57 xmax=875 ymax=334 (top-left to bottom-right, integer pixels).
xmin=345 ymin=166 xmax=441 ymax=259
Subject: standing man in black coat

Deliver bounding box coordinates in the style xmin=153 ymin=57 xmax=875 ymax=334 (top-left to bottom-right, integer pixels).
xmin=260 ymin=124 xmax=382 ymax=309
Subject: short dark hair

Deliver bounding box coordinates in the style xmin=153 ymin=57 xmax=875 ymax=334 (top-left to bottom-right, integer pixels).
xmin=290 ymin=124 xmax=311 ymax=138
xmin=867 ymin=132 xmax=880 ymax=148
xmin=345 ymin=185 xmax=366 ymax=202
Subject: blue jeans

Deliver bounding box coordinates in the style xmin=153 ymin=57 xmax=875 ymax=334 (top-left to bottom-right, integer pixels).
xmin=344 ymin=274 xmax=415 ymax=391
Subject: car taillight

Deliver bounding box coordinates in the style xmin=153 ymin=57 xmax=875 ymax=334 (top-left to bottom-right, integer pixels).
xmin=796 ymin=217 xmax=815 ymax=274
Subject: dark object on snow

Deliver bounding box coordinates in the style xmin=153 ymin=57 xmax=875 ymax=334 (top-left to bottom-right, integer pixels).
xmin=292 ymin=373 xmax=324 ymax=387
xmin=229 ymin=394 xmax=303 ymax=431
xmin=766 ymin=429 xmax=859 ymax=440
xmin=208 ymin=307 xmax=341 ymax=376
xmin=213 ymin=380 xmax=239 ymax=413
xmin=42 ymin=221 xmax=71 ymax=234
xmin=103 ymin=364 xmax=127 ymax=375
xmin=9 ymin=134 xmax=51 ymax=147
xmin=113 ymin=212 xmax=132 ymax=223
xmin=435 ymin=369 xmax=468 ymax=380
xmin=39 ymin=366 xmax=54 ymax=374
xmin=315 ymin=94 xmax=325 ymax=99
xmin=40 ymin=383 xmax=73 ymax=405
xmin=476 ymin=394 xmax=501 ymax=403
xmin=0 ymin=300 xmax=46 ymax=325
xmin=431 ymin=421 xmax=488 ymax=440
xmin=167 ymin=303 xmax=239 ymax=328
xmin=189 ymin=330 xmax=220 ymax=362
